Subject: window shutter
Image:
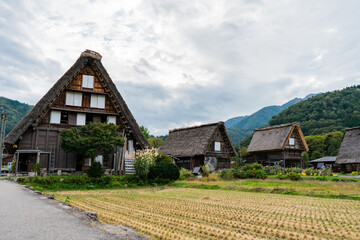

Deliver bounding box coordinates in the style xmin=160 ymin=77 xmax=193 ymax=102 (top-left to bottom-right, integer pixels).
xmin=214 ymin=142 xmax=221 ymax=151
xmin=82 ymin=75 xmax=94 ymax=88
xmin=74 ymin=92 xmax=82 ymax=106
xmin=76 ymin=113 xmax=86 ymax=126
xmin=66 ymin=92 xmax=74 ymax=106
xmin=98 ymin=95 xmax=105 ymax=109
xmin=90 ymin=94 xmax=98 ymax=108
xmin=50 ymin=111 xmax=61 ymax=124
xmin=107 ymin=116 xmax=116 ymax=124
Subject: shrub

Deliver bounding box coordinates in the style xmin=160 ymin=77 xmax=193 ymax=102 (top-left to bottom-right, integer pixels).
xmin=330 ymin=177 xmax=340 ymax=182
xmin=179 ymin=168 xmax=193 ymax=180
xmin=287 ymin=172 xmax=301 ymax=181
xmin=233 ymin=169 xmax=248 ymax=179
xmin=276 ymin=173 xmax=288 ymax=180
xmin=200 ymin=172 xmax=219 ymax=182
xmin=134 ymin=148 xmax=158 ymax=180
xmin=32 ymin=163 xmax=40 ymax=175
xmin=201 ymin=165 xmax=210 ymax=177
xmin=246 ymin=169 xmax=267 ymax=179
xmin=220 ymin=169 xmax=234 ymax=180
xmin=148 ymin=155 xmax=180 ymax=183
xmin=242 ymin=163 xmax=263 ymax=171
xmin=87 ymin=162 xmax=104 ymax=178
xmin=316 ymin=175 xmax=328 ymax=181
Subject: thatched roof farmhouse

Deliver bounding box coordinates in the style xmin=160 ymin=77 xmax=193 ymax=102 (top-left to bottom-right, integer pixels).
xmin=159 ymin=122 xmax=236 ymax=170
xmin=5 ymin=50 xmax=149 ymax=174
xmin=245 ymin=123 xmax=308 ymax=167
xmin=335 ymin=127 xmax=360 ymax=172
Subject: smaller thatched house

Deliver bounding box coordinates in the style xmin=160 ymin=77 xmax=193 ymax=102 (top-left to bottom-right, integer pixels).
xmin=159 ymin=122 xmax=236 ymax=171
xmin=244 ymin=123 xmax=308 ymax=167
xmin=335 ymin=127 xmax=360 ymax=172
xmin=309 ymin=156 xmax=339 ymax=171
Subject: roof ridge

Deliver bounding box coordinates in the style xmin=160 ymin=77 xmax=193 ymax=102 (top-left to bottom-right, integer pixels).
xmin=345 ymin=126 xmax=360 ymax=131
xmin=254 ymin=122 xmax=298 ymax=132
xmin=169 ymin=121 xmax=224 ymax=133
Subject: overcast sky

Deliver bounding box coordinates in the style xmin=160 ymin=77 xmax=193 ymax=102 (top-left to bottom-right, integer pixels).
xmin=1 ymin=1 xmax=360 ymax=135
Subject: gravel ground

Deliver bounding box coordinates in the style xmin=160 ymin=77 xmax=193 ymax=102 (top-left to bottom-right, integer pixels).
xmin=0 ymin=180 xmax=149 ymax=240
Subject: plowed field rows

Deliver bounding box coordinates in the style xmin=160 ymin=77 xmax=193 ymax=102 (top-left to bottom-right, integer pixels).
xmin=57 ymin=188 xmax=360 ymax=240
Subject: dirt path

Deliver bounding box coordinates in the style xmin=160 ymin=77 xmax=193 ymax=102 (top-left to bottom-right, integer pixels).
xmin=0 ymin=180 xmax=148 ymax=240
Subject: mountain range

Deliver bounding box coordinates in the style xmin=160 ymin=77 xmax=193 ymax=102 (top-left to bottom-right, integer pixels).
xmin=0 ymin=97 xmax=33 ymax=135
xmin=225 ymin=94 xmax=318 ymax=145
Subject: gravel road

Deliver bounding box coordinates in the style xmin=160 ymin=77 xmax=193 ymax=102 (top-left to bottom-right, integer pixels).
xmin=0 ymin=180 xmax=148 ymax=240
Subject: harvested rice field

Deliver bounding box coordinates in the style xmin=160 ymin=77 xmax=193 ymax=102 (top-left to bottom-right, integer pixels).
xmin=57 ymin=188 xmax=360 ymax=240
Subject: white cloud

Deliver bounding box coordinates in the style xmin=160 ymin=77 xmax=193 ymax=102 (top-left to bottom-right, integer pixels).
xmin=0 ymin=0 xmax=360 ymax=135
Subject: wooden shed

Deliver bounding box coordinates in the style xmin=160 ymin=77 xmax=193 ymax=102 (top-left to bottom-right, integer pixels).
xmin=5 ymin=50 xmax=149 ymax=174
xmin=244 ymin=123 xmax=308 ymax=167
xmin=335 ymin=127 xmax=360 ymax=172
xmin=158 ymin=122 xmax=237 ymax=170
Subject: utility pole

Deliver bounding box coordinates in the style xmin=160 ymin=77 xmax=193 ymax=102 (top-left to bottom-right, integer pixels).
xmin=0 ymin=113 xmax=6 ymax=177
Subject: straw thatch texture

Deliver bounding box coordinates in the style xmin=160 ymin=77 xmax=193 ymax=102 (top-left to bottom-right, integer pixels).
xmin=247 ymin=123 xmax=302 ymax=152
xmin=159 ymin=122 xmax=236 ymax=157
xmin=335 ymin=127 xmax=360 ymax=164
xmin=5 ymin=51 xmax=149 ymax=148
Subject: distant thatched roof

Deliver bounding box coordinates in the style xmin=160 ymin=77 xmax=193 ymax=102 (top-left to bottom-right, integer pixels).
xmin=247 ymin=123 xmax=308 ymax=152
xmin=159 ymin=122 xmax=236 ymax=157
xmin=335 ymin=127 xmax=360 ymax=164
xmin=310 ymin=156 xmax=337 ymax=163
xmin=5 ymin=50 xmax=149 ymax=148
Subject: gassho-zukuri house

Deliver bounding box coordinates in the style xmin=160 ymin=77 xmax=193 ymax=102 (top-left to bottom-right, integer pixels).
xmin=335 ymin=127 xmax=360 ymax=172
xmin=244 ymin=123 xmax=308 ymax=167
xmin=4 ymin=50 xmax=149 ymax=174
xmin=158 ymin=122 xmax=237 ymax=171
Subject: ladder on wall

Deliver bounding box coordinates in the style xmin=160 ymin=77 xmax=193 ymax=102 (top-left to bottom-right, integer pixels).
xmin=49 ymin=147 xmax=55 ymax=173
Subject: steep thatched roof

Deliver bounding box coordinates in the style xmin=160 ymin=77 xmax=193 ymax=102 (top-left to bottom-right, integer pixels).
xmin=310 ymin=156 xmax=337 ymax=163
xmin=335 ymin=127 xmax=360 ymax=164
xmin=5 ymin=50 xmax=149 ymax=148
xmin=159 ymin=122 xmax=236 ymax=157
xmin=247 ymin=123 xmax=308 ymax=152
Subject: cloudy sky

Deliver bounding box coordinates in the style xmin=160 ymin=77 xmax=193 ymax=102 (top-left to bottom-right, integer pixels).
xmin=1 ymin=1 xmax=360 ymax=135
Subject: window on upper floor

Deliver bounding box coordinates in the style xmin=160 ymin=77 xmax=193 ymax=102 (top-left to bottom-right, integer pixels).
xmin=90 ymin=94 xmax=105 ymax=109
xmin=50 ymin=110 xmax=61 ymax=124
xmin=289 ymin=137 xmax=295 ymax=145
xmin=66 ymin=91 xmax=82 ymax=107
xmin=95 ymin=155 xmax=103 ymax=165
xmin=214 ymin=141 xmax=221 ymax=151
xmin=82 ymin=75 xmax=94 ymax=89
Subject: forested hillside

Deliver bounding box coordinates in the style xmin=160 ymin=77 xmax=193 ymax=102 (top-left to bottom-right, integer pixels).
xmin=0 ymin=97 xmax=32 ymax=135
xmin=269 ymin=86 xmax=360 ymax=136
xmin=226 ymin=94 xmax=316 ymax=145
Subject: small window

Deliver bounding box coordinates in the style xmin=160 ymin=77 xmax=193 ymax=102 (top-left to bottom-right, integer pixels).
xmin=60 ymin=111 xmax=68 ymax=124
xmin=95 ymin=155 xmax=103 ymax=165
xmin=76 ymin=113 xmax=86 ymax=126
xmin=82 ymin=75 xmax=94 ymax=88
xmin=50 ymin=111 xmax=61 ymax=124
xmin=90 ymin=94 xmax=105 ymax=109
xmin=289 ymin=138 xmax=295 ymax=145
xmin=214 ymin=142 xmax=221 ymax=151
xmin=66 ymin=91 xmax=82 ymax=106
xmin=107 ymin=116 xmax=116 ymax=124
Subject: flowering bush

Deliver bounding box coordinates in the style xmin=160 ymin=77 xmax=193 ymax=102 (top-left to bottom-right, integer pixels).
xmin=134 ymin=148 xmax=158 ymax=180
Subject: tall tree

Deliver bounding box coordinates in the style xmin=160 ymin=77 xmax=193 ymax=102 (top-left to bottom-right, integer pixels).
xmin=60 ymin=122 xmax=124 ymax=159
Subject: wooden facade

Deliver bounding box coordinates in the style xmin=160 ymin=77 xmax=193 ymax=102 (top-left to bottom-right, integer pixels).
xmin=335 ymin=127 xmax=360 ymax=172
xmin=159 ymin=122 xmax=237 ymax=170
xmin=5 ymin=50 xmax=149 ymax=173
xmin=245 ymin=123 xmax=308 ymax=167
